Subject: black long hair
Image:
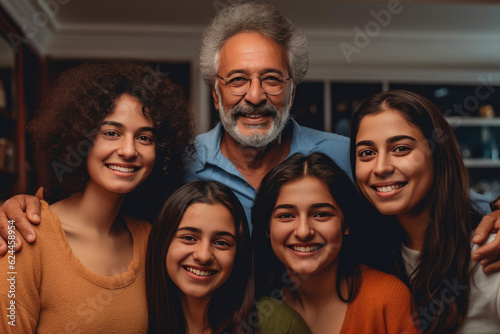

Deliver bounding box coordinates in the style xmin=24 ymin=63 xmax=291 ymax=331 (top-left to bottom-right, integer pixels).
xmin=252 ymin=152 xmax=368 ymax=302
xmin=350 ymin=89 xmax=482 ymax=333
xmin=146 ymin=181 xmax=254 ymax=334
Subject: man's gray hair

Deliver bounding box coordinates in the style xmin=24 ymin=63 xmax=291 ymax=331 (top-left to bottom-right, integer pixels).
xmin=199 ymin=2 xmax=309 ymax=86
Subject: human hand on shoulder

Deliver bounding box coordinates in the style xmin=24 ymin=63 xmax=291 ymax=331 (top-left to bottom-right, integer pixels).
xmin=0 ymin=187 xmax=44 ymax=256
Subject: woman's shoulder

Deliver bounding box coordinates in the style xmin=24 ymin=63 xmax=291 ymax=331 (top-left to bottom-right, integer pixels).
xmin=359 ymin=265 xmax=411 ymax=299
xmin=345 ymin=266 xmax=417 ymax=333
xmin=123 ymin=215 xmax=152 ymax=236
xmin=256 ymin=297 xmax=312 ymax=334
xmin=38 ymin=200 xmax=65 ymax=232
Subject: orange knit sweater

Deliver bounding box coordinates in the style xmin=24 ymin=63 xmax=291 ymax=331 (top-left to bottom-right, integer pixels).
xmin=0 ymin=201 xmax=151 ymax=333
xmin=340 ymin=266 xmax=418 ymax=334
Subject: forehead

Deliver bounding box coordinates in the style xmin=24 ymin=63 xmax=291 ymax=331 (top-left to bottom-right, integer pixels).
xmin=276 ymin=176 xmax=334 ymax=204
xmin=104 ymin=94 xmax=152 ymax=126
xmin=218 ymin=32 xmax=290 ymax=75
xmin=357 ymin=109 xmax=424 ymax=141
xmin=178 ymin=202 xmax=236 ymax=234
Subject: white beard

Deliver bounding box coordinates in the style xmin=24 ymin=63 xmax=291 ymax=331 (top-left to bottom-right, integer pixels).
xmin=215 ymin=85 xmax=292 ymax=148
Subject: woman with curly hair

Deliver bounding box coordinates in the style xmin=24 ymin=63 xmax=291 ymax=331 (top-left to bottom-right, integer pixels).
xmin=0 ymin=61 xmax=193 ymax=333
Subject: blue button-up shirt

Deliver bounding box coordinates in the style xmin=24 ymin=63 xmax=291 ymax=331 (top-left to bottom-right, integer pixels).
xmin=185 ymin=119 xmax=352 ymax=227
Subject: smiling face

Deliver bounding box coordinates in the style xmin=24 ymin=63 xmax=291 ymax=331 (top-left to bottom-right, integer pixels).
xmin=86 ymin=94 xmax=155 ymax=196
xmin=355 ymin=109 xmax=434 ymax=219
xmin=269 ymin=176 xmax=346 ymax=276
xmin=214 ymin=32 xmax=293 ymax=147
xmin=166 ymin=202 xmax=237 ymax=302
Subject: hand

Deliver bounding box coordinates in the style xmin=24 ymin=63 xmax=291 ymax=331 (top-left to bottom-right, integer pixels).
xmin=472 ymin=209 xmax=500 ymax=275
xmin=0 ymin=187 xmax=44 ymax=256
xmin=491 ymin=195 xmax=500 ymax=212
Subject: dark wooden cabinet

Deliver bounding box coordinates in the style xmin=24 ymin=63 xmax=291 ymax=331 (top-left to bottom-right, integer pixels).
xmin=0 ymin=7 xmax=41 ymax=201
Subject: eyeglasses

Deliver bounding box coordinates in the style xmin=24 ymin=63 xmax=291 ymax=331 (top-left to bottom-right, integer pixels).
xmin=215 ymin=73 xmax=292 ymax=96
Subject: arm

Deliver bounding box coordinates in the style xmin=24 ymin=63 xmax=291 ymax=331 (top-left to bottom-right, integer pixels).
xmin=256 ymin=297 xmax=312 ymax=334
xmin=0 ymin=188 xmax=44 ymax=256
xmin=0 ymin=223 xmax=40 ymax=332
xmin=472 ymin=205 xmax=500 ymax=275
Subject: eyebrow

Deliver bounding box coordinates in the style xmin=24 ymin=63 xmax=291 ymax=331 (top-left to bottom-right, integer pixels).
xmin=356 ymin=135 xmax=417 ymax=148
xmin=176 ymin=226 xmax=236 ymax=239
xmin=273 ymin=203 xmax=337 ymax=212
xmin=101 ymin=121 xmax=154 ymax=133
xmin=225 ymin=68 xmax=286 ymax=78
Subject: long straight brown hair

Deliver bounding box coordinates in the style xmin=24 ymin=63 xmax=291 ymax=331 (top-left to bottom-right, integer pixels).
xmin=146 ymin=181 xmax=254 ymax=334
xmin=350 ymin=89 xmax=481 ymax=333
xmin=252 ymin=153 xmax=366 ymax=303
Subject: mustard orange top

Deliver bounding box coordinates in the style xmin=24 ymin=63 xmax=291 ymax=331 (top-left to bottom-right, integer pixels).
xmin=0 ymin=201 xmax=151 ymax=333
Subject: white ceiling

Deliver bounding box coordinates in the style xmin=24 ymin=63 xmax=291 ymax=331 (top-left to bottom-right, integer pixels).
xmin=1 ymin=0 xmax=500 ymax=78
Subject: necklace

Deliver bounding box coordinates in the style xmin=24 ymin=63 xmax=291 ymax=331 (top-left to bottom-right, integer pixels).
xmin=309 ymin=298 xmax=329 ymax=330
xmin=285 ymin=284 xmax=330 ymax=330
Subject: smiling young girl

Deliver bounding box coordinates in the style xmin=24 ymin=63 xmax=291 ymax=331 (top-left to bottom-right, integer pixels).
xmin=146 ymin=181 xmax=254 ymax=334
xmin=252 ymin=153 xmax=418 ymax=334
xmin=0 ymin=61 xmax=192 ymax=333
xmin=351 ymin=89 xmax=500 ymax=333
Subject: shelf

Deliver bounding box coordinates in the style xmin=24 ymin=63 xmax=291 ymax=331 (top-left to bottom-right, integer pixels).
xmin=446 ymin=117 xmax=500 ymax=127
xmin=463 ymin=158 xmax=500 ymax=168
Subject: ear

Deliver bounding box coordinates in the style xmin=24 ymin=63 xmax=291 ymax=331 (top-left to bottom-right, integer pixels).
xmin=265 ymin=230 xmax=270 ymax=238
xmin=212 ymin=85 xmax=220 ymax=111
xmin=344 ymin=225 xmax=350 ymax=235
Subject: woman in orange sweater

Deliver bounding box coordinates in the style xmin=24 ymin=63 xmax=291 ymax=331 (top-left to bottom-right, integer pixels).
xmin=0 ymin=61 xmax=192 ymax=333
xmin=252 ymin=152 xmax=419 ymax=334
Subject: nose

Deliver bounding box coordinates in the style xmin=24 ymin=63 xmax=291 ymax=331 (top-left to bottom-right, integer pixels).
xmin=294 ymin=216 xmax=315 ymax=240
xmin=373 ymin=154 xmax=394 ymax=177
xmin=193 ymin=240 xmax=214 ymax=264
xmin=244 ymin=77 xmax=267 ymax=106
xmin=117 ymin=136 xmax=137 ymax=159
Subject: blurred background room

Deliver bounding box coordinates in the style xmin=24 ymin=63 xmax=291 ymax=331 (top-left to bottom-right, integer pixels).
xmin=0 ymin=0 xmax=499 ymax=202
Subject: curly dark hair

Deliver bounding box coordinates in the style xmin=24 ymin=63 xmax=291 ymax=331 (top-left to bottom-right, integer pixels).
xmin=29 ymin=60 xmax=194 ymax=221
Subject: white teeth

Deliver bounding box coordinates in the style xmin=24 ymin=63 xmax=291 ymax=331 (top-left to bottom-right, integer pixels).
xmin=186 ymin=267 xmax=215 ymax=276
xmin=107 ymin=165 xmax=136 ymax=173
xmin=291 ymin=245 xmax=321 ymax=253
xmin=247 ymin=114 xmax=263 ymax=118
xmin=375 ymin=184 xmax=404 ymax=193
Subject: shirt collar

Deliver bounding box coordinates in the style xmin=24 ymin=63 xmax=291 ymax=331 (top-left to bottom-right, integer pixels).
xmin=192 ymin=123 xmax=224 ymax=172
xmin=194 ymin=118 xmax=317 ymax=171
xmin=288 ymin=118 xmax=318 ymax=156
